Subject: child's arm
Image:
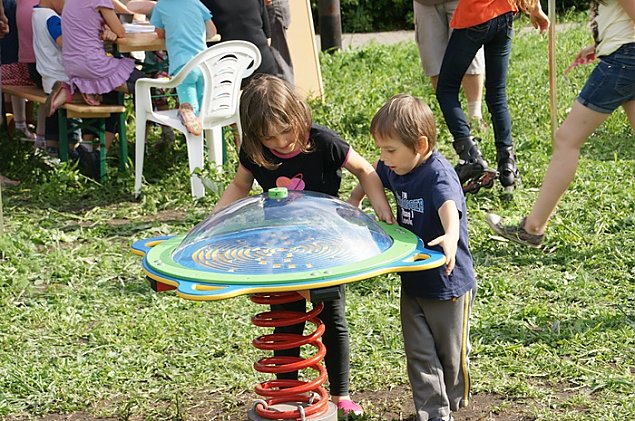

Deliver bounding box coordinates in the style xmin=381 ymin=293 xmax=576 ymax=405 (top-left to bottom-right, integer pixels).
xmin=619 ymin=0 xmax=635 ymax=21
xmin=98 ymin=7 xmax=126 ymax=38
xmin=112 ymin=0 xmax=132 ymax=15
xmin=205 ymin=20 xmax=217 ymax=41
xmin=348 ymin=182 xmax=366 ymax=209
xmin=155 ymin=27 xmax=165 ymax=39
xmin=527 ymin=2 xmax=549 ymax=34
xmin=212 ymin=165 xmax=254 ymax=212
xmin=427 ymin=200 xmax=460 ymax=275
xmin=0 ymin=0 xmax=9 ymax=38
xmin=344 ymin=150 xmax=395 ymax=224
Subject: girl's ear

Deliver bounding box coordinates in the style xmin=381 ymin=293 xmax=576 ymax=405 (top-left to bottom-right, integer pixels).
xmin=415 ymin=135 xmax=429 ymax=154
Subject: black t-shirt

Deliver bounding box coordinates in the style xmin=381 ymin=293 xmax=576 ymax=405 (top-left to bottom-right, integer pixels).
xmin=239 ymin=124 xmax=351 ymax=197
xmin=377 ymin=150 xmax=476 ymax=300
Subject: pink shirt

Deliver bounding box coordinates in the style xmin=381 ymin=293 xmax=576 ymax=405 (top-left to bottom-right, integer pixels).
xmin=16 ymin=0 xmax=39 ymax=63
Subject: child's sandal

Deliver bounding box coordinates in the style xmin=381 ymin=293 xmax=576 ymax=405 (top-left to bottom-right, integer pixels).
xmin=81 ymin=92 xmax=102 ymax=106
xmin=179 ymin=103 xmax=202 ymax=136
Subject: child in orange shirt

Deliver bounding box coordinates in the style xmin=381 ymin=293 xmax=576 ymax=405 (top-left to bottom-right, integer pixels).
xmin=436 ymin=0 xmax=549 ymax=196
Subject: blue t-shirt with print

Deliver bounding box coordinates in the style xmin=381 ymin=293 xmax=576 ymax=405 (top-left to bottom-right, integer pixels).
xmin=376 ymin=150 xmax=476 ymax=300
xmin=150 ymin=0 xmax=212 ymax=75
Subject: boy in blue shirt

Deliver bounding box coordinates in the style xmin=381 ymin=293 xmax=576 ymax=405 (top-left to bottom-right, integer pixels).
xmin=350 ymin=94 xmax=477 ymax=421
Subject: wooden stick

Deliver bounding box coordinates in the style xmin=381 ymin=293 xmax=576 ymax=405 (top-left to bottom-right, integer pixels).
xmin=0 ymin=179 xmax=4 ymax=236
xmin=548 ymin=0 xmax=557 ymax=141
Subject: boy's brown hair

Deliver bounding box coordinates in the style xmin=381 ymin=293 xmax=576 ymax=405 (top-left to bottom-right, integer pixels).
xmin=239 ymin=74 xmax=312 ymax=170
xmin=370 ymin=94 xmax=437 ymax=152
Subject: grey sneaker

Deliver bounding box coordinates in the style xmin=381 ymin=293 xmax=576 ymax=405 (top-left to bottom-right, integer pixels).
xmin=486 ymin=214 xmax=544 ymax=248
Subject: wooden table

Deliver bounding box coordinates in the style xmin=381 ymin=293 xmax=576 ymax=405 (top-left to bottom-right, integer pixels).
xmin=116 ymin=32 xmax=165 ymax=53
xmin=115 ymin=32 xmax=221 ymax=53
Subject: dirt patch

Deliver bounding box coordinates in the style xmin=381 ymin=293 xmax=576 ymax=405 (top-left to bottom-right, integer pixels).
xmin=6 ymin=390 xmax=537 ymax=420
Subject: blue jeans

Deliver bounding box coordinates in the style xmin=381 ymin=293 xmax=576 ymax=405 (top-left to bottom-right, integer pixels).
xmin=578 ymin=42 xmax=635 ymax=114
xmin=437 ymin=12 xmax=514 ymax=148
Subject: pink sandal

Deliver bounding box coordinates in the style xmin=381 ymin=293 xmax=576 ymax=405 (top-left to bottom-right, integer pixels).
xmin=336 ymin=400 xmax=364 ymax=416
xmin=43 ymin=81 xmax=72 ymax=117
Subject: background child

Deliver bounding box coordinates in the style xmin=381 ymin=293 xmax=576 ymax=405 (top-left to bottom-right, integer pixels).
xmin=350 ymin=94 xmax=477 ymax=421
xmin=413 ymin=0 xmax=486 ymax=129
xmin=265 ymin=0 xmax=294 ymax=85
xmin=212 ymin=74 xmax=394 ymax=416
xmin=436 ymin=0 xmax=549 ymax=195
xmin=487 ymin=0 xmax=635 ymax=247
xmin=0 ymin=0 xmax=19 ymax=187
xmin=0 ymin=0 xmax=35 ymax=141
xmin=200 ymin=0 xmax=281 ymax=82
xmin=150 ymin=0 xmax=216 ymax=136
xmin=32 ymin=0 xmax=97 ymax=173
xmin=46 ymin=0 xmax=145 ymax=154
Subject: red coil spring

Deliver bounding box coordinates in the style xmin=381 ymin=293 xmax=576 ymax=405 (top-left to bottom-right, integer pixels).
xmin=250 ymin=292 xmax=330 ymax=419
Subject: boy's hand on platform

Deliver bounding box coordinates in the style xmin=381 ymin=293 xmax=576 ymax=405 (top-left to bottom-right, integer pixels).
xmin=427 ymin=234 xmax=457 ymax=275
xmin=375 ymin=208 xmax=395 ymax=225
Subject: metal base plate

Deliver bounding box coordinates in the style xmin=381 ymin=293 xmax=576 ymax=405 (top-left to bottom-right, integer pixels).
xmin=247 ymin=401 xmax=338 ymax=421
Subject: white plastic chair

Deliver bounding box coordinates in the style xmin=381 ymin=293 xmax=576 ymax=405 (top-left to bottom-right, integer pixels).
xmin=134 ymin=40 xmax=261 ymax=199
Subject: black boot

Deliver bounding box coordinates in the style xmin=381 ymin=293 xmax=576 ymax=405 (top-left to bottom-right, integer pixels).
xmin=453 ymin=137 xmax=497 ymax=194
xmin=496 ymin=146 xmax=520 ymax=189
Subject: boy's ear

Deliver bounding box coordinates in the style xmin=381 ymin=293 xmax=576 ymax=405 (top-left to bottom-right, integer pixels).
xmin=415 ymin=135 xmax=429 ymax=154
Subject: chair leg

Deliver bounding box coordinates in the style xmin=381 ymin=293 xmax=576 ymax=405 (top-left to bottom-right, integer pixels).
xmin=207 ymin=127 xmax=223 ymax=168
xmin=185 ymin=132 xmax=205 ymax=199
xmin=134 ymin=114 xmax=147 ymax=198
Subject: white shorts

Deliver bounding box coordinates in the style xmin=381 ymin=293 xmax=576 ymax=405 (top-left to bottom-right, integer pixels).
xmin=414 ymin=0 xmax=485 ymax=77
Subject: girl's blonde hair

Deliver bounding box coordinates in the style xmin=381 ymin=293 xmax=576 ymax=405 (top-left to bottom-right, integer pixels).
xmin=239 ymin=74 xmax=312 ymax=170
xmin=370 ymin=94 xmax=437 ymax=152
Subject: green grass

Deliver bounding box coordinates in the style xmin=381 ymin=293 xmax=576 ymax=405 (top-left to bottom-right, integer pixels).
xmin=1 ymin=18 xmax=634 ymax=420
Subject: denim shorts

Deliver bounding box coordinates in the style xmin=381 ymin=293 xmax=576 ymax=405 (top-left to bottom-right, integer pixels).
xmin=578 ymin=42 xmax=635 ymax=114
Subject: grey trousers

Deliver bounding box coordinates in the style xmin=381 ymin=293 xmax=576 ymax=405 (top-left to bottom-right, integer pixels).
xmin=267 ymin=0 xmax=294 ymax=85
xmin=400 ymin=288 xmax=475 ymax=421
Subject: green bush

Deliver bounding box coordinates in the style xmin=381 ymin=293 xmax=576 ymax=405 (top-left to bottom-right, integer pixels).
xmin=310 ymin=0 xmax=591 ymax=33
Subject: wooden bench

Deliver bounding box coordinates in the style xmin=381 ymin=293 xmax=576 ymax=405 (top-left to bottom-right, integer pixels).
xmin=2 ymin=85 xmax=128 ymax=181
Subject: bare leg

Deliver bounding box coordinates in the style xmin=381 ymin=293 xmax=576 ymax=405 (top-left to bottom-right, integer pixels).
xmin=105 ymin=131 xmax=116 ymax=150
xmin=36 ymin=105 xmax=46 ymax=138
xmin=623 ymin=100 xmax=635 ymax=129
xmin=462 ymin=73 xmax=484 ymax=106
xmin=10 ymin=95 xmax=27 ymax=123
xmin=523 ymin=101 xmax=610 ymax=235
xmin=10 ymin=96 xmax=34 ymax=138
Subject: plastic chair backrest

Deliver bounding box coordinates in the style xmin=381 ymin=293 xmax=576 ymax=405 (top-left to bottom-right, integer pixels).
xmin=173 ymin=40 xmax=261 ymax=128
